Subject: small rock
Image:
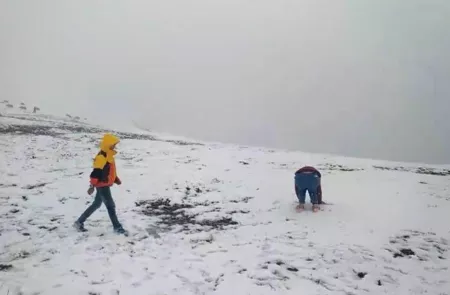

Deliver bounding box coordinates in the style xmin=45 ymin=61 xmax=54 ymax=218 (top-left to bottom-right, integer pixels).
xmin=238 ymin=268 xmax=247 ymax=274
xmin=357 ymin=272 xmax=367 ymax=279
xmin=10 ymin=208 xmax=20 ymax=214
xmin=22 ymin=233 xmax=30 ymax=236
xmin=0 ymin=264 xmax=13 ymax=271
xmin=22 ymin=196 xmax=28 ymax=201
xmin=377 ymin=280 xmax=382 ymax=286
xmin=286 ymin=267 xmax=298 ymax=272
xmin=16 ymin=251 xmax=30 ymax=259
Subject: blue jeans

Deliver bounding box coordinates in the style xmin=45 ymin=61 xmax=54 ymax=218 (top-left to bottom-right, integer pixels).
xmin=77 ymin=186 xmax=122 ymax=229
xmin=294 ymin=173 xmax=320 ymax=204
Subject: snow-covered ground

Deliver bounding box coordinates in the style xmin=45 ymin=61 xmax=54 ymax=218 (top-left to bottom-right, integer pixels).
xmin=1 ymin=108 xmax=449 ymax=295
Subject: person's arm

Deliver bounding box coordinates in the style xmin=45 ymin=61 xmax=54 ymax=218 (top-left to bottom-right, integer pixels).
xmin=90 ymin=155 xmax=107 ymax=187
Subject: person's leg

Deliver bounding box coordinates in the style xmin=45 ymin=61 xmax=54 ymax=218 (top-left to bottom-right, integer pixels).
xmin=308 ymin=189 xmax=318 ymax=204
xmin=306 ymin=174 xmax=320 ymax=205
xmin=98 ymin=187 xmax=123 ymax=230
xmin=77 ymin=189 xmax=102 ymax=224
xmin=294 ymin=174 xmax=307 ymax=204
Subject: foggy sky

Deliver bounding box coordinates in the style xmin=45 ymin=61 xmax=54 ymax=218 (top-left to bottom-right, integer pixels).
xmin=1 ymin=0 xmax=449 ymax=164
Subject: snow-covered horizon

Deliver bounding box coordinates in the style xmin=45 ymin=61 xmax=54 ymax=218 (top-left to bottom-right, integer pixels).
xmin=2 ymin=102 xmax=448 ymax=168
xmin=1 ymin=106 xmax=449 ymax=295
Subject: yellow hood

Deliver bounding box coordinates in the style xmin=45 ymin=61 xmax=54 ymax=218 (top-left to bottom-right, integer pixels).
xmin=100 ymin=133 xmax=120 ymax=154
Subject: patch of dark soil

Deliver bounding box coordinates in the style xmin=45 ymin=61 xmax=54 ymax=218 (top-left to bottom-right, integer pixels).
xmin=416 ymin=167 xmax=450 ymax=176
xmin=213 ymin=274 xmax=225 ymax=290
xmin=0 ymin=118 xmax=202 ymax=146
xmin=433 ymin=244 xmax=445 ymax=254
xmin=10 ymin=208 xmax=20 ymax=214
xmin=373 ymin=165 xmax=450 ymax=176
xmin=211 ymin=178 xmax=222 ymax=184
xmin=226 ymin=210 xmax=250 ymax=214
xmin=14 ymin=251 xmax=30 ymax=260
xmin=0 ymin=124 xmax=61 ymax=137
xmin=198 ymin=217 xmax=238 ymax=228
xmin=394 ymin=248 xmax=415 ymax=258
xmin=23 ymin=183 xmax=47 ymax=190
xmin=400 ymin=248 xmax=415 ymax=256
xmin=266 ymin=260 xmax=298 ymax=272
xmin=0 ymin=264 xmax=13 ymax=271
xmin=38 ymin=225 xmax=58 ymax=231
xmin=136 ymin=198 xmax=238 ymax=232
xmin=229 ymin=196 xmax=254 ymax=204
xmin=164 ymin=139 xmax=203 ymax=146
xmin=373 ymin=165 xmax=409 ymax=172
xmin=321 ymin=163 xmax=362 ymax=172
xmin=191 ymin=235 xmax=214 ymax=244
xmin=239 ymin=161 xmax=250 ymax=165
xmin=0 ymin=183 xmax=17 ymax=188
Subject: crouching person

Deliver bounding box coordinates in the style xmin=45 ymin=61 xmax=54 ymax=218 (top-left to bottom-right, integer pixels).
xmin=74 ymin=133 xmax=127 ymax=235
xmin=294 ymin=166 xmax=322 ymax=212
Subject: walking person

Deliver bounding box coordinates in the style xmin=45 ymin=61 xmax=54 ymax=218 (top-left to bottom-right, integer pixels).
xmin=73 ymin=133 xmax=127 ymax=234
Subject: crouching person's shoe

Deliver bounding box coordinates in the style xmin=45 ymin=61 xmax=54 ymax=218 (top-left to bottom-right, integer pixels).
xmin=296 ymin=204 xmax=305 ymax=212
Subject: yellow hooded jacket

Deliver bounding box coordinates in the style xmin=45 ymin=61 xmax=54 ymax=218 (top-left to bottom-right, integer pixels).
xmin=89 ymin=133 xmax=121 ymax=187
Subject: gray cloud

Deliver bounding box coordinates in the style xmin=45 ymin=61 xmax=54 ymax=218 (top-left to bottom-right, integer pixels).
xmin=1 ymin=0 xmax=449 ymax=164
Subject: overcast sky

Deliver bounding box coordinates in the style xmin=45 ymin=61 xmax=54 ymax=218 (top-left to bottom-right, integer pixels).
xmin=1 ymin=0 xmax=449 ymax=164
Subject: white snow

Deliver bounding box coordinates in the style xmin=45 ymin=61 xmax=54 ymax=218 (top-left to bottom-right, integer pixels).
xmin=0 ymin=112 xmax=449 ymax=295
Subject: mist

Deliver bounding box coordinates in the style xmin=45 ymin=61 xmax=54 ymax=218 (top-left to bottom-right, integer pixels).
xmin=1 ymin=0 xmax=449 ymax=164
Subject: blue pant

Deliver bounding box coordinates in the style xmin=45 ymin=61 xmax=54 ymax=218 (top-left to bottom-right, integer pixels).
xmin=294 ymin=173 xmax=320 ymax=204
xmin=77 ymin=186 xmax=122 ymax=229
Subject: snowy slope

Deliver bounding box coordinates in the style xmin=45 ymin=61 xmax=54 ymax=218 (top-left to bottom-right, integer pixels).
xmin=0 ymin=110 xmax=449 ymax=295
